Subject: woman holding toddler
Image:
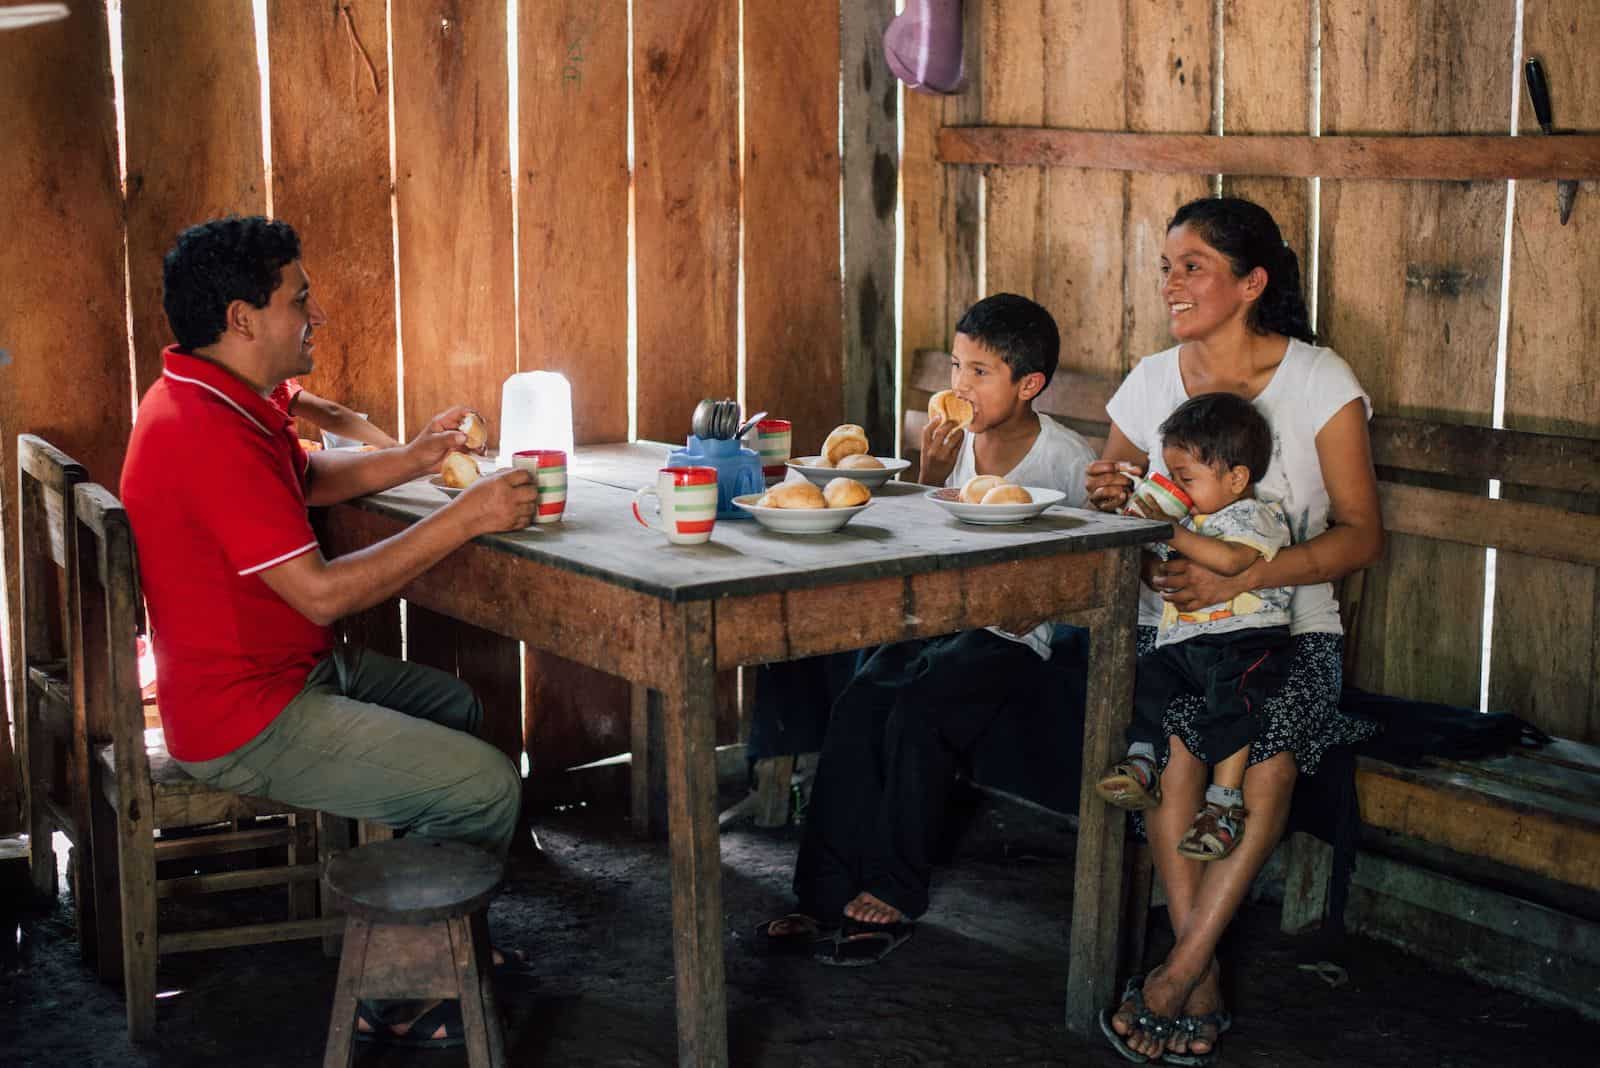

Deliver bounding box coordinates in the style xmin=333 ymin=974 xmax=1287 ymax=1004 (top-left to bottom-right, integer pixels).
xmin=1087 ymin=197 xmax=1384 ymax=1063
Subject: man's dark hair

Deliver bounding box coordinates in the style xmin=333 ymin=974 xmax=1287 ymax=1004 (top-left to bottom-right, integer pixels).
xmin=953 ymin=292 xmax=1060 ymax=389
xmin=162 ymin=216 xmax=301 ymax=351
xmin=1159 ymin=392 xmax=1274 ymax=484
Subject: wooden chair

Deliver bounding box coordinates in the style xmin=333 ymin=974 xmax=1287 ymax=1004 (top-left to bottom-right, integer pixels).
xmin=17 ymin=435 xmax=96 ymax=956
xmin=73 ymin=482 xmax=345 ymax=1041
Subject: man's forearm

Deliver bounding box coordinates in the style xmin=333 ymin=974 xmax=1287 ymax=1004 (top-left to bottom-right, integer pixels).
xmin=305 ymin=446 xmax=430 ymax=506
xmin=302 ymin=505 xmax=480 ymax=623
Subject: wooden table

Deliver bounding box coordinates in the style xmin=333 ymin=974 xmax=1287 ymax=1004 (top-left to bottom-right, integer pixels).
xmin=320 ymin=443 xmax=1167 ymax=1064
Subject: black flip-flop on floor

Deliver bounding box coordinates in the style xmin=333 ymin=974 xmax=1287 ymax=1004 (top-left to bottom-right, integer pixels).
xmin=752 ymin=914 xmax=835 ymax=956
xmin=814 ymin=920 xmax=913 ymax=967
xmin=387 ymin=1000 xmax=467 ymax=1049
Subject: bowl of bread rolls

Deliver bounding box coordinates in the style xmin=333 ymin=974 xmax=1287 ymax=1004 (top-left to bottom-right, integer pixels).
xmin=785 ymin=423 xmax=911 ymax=489
xmin=429 ymin=451 xmax=483 ymax=498
xmin=732 ymin=477 xmax=872 ymax=534
xmin=925 ymin=474 xmax=1067 ymax=525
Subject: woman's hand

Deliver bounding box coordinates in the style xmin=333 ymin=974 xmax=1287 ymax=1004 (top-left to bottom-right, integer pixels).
xmin=1152 ymin=556 xmax=1249 ymax=612
xmin=918 ymin=413 xmax=963 ymax=486
xmin=1086 ymin=459 xmax=1141 ymax=513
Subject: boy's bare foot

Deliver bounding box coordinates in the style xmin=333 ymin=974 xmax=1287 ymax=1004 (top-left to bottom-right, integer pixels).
xmin=843 ymin=891 xmax=904 ymax=926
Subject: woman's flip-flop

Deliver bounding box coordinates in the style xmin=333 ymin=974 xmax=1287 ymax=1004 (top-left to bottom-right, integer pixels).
xmin=814 ymin=919 xmax=913 ymax=967
xmin=1098 ymin=974 xmax=1179 ymax=1063
xmin=752 ymin=914 xmax=835 ymax=956
xmin=1163 ymin=1008 xmax=1232 ymax=1066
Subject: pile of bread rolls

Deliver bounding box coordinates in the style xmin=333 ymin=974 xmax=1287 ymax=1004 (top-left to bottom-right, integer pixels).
xmin=959 ymin=474 xmax=1031 ymax=505
xmin=810 ymin=424 xmax=884 ymax=470
xmin=756 ymin=477 xmax=868 ymax=510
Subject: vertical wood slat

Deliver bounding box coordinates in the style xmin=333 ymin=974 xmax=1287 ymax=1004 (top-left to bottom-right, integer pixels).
xmin=121 ymin=0 xmax=265 ymax=394
xmin=390 ymin=2 xmax=514 ymax=442
xmin=841 ymin=2 xmax=899 ymax=452
xmin=518 ymin=0 xmax=629 ymax=445
xmin=899 ymin=1 xmax=983 ymax=454
xmin=517 ymin=1 xmax=634 ymax=797
xmin=1496 ymin=0 xmax=1600 ymax=742
xmin=743 ymin=0 xmax=843 ymax=454
xmin=266 ymin=0 xmax=399 ymax=442
xmin=0 ymin=1 xmax=130 ymax=829
xmin=632 ymin=1 xmax=739 ymax=445
xmin=1124 ymin=0 xmax=1215 ymax=366
xmin=1319 ymin=0 xmax=1512 ymax=707
xmin=981 ymin=2 xmax=1127 ymax=381
xmin=1221 ymin=0 xmax=1314 ymax=269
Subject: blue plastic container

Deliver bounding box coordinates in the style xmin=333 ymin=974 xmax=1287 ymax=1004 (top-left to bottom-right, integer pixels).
xmin=668 ymin=435 xmax=765 ymax=519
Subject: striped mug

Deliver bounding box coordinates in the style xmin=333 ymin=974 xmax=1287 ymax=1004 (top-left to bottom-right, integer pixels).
xmin=633 ymin=466 xmax=718 ymax=544
xmin=512 ymin=449 xmax=568 ymax=524
xmin=748 ymin=418 xmax=792 ymax=486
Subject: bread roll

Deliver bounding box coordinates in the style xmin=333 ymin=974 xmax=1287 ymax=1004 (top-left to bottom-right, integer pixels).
xmin=440 ymin=451 xmax=481 ymax=489
xmin=820 ymin=424 xmax=869 ymax=467
xmin=927 ymin=390 xmax=974 ymax=431
xmin=823 ymin=477 xmax=870 ymax=508
xmin=458 ymin=411 xmax=489 ymax=451
xmin=836 ymin=453 xmax=885 ymax=470
xmin=981 ymin=483 xmax=1032 ymax=505
xmin=759 ymin=480 xmax=826 ymax=509
xmin=959 ymin=474 xmax=1004 ymax=504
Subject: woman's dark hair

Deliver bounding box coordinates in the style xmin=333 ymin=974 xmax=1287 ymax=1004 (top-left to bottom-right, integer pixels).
xmin=1159 ymin=392 xmax=1274 ymax=484
xmin=954 ymin=292 xmax=1060 ymax=388
xmin=1168 ymin=197 xmax=1315 ymax=343
xmin=163 ymin=216 xmax=301 ymax=351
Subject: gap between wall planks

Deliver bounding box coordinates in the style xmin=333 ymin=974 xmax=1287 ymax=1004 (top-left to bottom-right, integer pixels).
xmin=631 ymin=0 xmax=738 ymax=445
xmin=390 ymin=1 xmax=514 ymax=441
xmin=0 ymin=0 xmax=129 ymax=833
xmin=742 ymin=0 xmax=843 ymax=455
xmin=841 ymin=2 xmax=900 ymax=453
xmin=1496 ymin=0 xmax=1600 ymax=743
xmin=121 ymin=0 xmax=265 ymax=397
xmin=518 ymin=0 xmax=633 ymax=781
xmin=1319 ymin=0 xmax=1511 ymax=710
xmin=518 ymin=0 xmax=629 ymax=447
xmin=267 ymin=0 xmax=399 ymax=443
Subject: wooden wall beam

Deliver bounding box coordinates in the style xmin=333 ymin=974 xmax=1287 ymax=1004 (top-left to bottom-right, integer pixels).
xmin=937 ymin=128 xmax=1600 ymax=181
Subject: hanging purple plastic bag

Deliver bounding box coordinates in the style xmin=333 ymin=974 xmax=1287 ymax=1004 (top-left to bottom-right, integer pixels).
xmin=883 ymin=0 xmax=965 ymax=95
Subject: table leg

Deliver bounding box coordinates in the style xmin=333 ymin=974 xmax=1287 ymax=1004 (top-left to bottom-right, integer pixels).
xmin=1066 ymin=546 xmax=1142 ymax=1035
xmin=663 ymin=602 xmax=728 ymax=1067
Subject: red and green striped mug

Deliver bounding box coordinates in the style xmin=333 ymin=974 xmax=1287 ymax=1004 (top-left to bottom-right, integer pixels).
xmin=633 ymin=466 xmax=718 ymax=544
xmin=512 ymin=449 xmax=568 ymax=524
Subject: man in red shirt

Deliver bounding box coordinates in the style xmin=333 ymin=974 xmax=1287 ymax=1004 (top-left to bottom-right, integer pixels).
xmin=122 ymin=216 xmax=536 ymax=861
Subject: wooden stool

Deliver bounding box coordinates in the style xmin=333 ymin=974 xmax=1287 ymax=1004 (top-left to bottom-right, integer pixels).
xmin=321 ymin=838 xmax=506 ymax=1067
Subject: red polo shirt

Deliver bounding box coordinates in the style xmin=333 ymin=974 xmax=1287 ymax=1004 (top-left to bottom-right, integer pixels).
xmin=121 ymin=347 xmax=333 ymax=761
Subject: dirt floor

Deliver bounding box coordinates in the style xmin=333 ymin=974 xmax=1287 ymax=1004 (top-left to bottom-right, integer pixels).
xmin=4 ymin=788 xmax=1597 ymax=1067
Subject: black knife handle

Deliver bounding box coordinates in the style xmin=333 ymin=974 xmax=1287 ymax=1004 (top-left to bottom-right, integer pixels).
xmin=1525 ymin=56 xmax=1555 ymax=133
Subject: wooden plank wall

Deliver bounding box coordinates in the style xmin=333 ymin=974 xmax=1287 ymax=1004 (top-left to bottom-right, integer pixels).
xmin=0 ymin=4 xmax=865 ymax=822
xmin=903 ymin=2 xmax=1595 ymax=741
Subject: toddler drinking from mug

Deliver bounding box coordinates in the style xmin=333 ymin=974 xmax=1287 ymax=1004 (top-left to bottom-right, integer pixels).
xmin=1096 ymin=392 xmax=1294 ymax=861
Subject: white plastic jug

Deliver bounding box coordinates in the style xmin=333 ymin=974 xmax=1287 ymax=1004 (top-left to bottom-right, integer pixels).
xmin=498 ymin=371 xmax=574 ymax=467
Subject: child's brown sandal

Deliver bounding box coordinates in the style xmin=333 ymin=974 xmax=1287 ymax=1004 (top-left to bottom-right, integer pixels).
xmin=1176 ymin=801 xmax=1248 ymax=861
xmin=1094 ymin=753 xmax=1162 ymax=811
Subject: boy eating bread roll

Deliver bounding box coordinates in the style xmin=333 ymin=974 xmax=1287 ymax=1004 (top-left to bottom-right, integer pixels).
xmin=760 ymin=293 xmax=1099 ymax=965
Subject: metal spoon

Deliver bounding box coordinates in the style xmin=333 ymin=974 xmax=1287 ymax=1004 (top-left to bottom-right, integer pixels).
xmin=691 ymin=398 xmax=717 ymax=439
xmin=734 ymin=410 xmax=769 ymax=441
xmin=715 ymin=399 xmax=738 ymax=438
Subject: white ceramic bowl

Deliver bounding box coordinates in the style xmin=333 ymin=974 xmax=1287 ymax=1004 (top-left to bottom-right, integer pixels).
xmin=428 ymin=475 xmax=468 ymax=498
xmin=732 ymin=493 xmax=872 ymax=534
xmin=925 ymin=486 xmax=1068 ymax=525
xmin=785 ymin=455 xmax=911 ymax=490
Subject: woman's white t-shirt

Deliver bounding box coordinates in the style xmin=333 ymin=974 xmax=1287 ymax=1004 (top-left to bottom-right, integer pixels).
xmin=1105 ymin=339 xmax=1371 ymax=636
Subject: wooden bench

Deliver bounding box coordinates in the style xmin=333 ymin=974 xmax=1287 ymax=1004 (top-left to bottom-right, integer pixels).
xmin=900 ymin=348 xmax=1600 ymax=940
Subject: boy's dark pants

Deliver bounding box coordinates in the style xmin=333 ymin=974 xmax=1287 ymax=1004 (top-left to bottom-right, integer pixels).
xmin=1129 ymin=625 xmax=1293 ymax=763
xmin=793 ymin=629 xmax=1042 ymax=921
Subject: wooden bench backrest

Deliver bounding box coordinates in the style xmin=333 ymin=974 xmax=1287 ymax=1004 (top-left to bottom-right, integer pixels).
xmin=71 ymin=482 xmax=153 ymax=792
xmin=18 ymin=434 xmax=88 ymax=678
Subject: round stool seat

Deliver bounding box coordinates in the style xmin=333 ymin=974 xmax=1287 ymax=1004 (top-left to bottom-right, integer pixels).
xmin=323 ymin=837 xmax=503 ymax=922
